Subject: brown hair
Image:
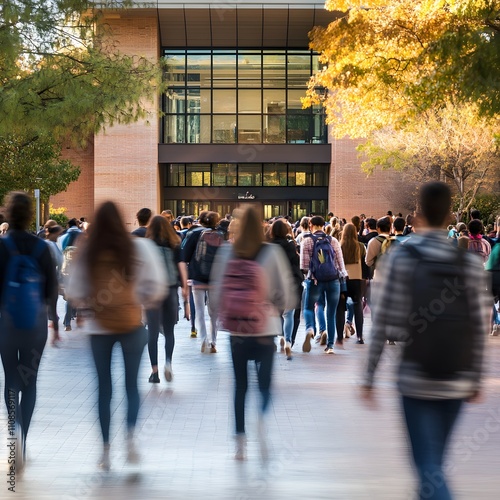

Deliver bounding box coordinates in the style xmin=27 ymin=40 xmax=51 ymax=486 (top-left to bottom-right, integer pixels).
xmin=270 ymin=219 xmax=289 ymax=240
xmin=340 ymin=223 xmax=360 ymax=265
xmin=200 ymin=211 xmax=220 ymax=229
xmin=5 ymin=191 xmax=33 ymax=230
xmin=146 ymin=215 xmax=181 ymax=249
xmin=233 ymin=206 xmax=264 ymax=259
xmin=82 ymin=201 xmax=135 ymax=284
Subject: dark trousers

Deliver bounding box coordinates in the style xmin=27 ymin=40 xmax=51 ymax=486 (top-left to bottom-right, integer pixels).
xmin=0 ymin=321 xmax=47 ymax=442
xmin=90 ymin=327 xmax=147 ymax=444
xmin=146 ymin=286 xmax=178 ymax=367
xmin=335 ymin=278 xmax=364 ymax=341
xmin=63 ymin=299 xmax=75 ymax=327
xmin=402 ymin=396 xmax=463 ymax=500
xmin=291 ymin=289 xmax=303 ymax=347
xmin=230 ymin=336 xmax=275 ymax=435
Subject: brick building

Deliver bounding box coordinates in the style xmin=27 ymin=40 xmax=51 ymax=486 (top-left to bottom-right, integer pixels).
xmin=52 ymin=1 xmax=406 ymax=229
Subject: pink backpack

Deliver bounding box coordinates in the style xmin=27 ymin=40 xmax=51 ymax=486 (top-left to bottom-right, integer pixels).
xmin=468 ymin=237 xmax=490 ymax=263
xmin=219 ymin=252 xmax=270 ymax=335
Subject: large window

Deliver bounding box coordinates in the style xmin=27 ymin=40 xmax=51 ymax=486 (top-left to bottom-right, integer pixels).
xmin=162 ymin=49 xmax=326 ymax=144
xmin=164 ymin=163 xmax=328 ymax=187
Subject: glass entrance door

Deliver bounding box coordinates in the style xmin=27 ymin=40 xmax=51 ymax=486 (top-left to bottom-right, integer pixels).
xmin=185 ymin=201 xmax=210 ymax=216
xmin=292 ymin=202 xmax=309 ymax=221
xmin=264 ymin=203 xmax=285 ymax=220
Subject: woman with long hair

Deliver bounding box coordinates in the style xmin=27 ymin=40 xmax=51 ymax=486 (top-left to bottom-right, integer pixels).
xmin=145 ymin=215 xmax=188 ymax=383
xmin=67 ymin=201 xmax=167 ymax=471
xmin=268 ymin=218 xmax=303 ymax=359
xmin=336 ymin=222 xmax=366 ymax=344
xmin=0 ymin=192 xmax=58 ymax=473
xmin=210 ymin=206 xmax=295 ymax=460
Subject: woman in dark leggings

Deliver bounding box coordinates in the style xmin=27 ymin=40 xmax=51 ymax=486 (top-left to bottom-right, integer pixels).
xmin=210 ymin=207 xmax=294 ymax=461
xmin=0 ymin=192 xmax=58 ymax=473
xmin=145 ymin=215 xmax=188 ymax=383
xmin=67 ymin=201 xmax=167 ymax=471
xmin=336 ymin=223 xmax=365 ymax=345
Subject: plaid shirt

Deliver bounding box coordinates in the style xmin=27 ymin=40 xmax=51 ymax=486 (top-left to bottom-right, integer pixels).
xmin=299 ymin=231 xmax=347 ymax=279
xmin=364 ymin=230 xmax=488 ymax=399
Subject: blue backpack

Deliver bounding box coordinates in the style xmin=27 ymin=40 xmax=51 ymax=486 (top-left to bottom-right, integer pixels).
xmin=308 ymin=233 xmax=339 ymax=282
xmin=1 ymin=236 xmax=46 ymax=330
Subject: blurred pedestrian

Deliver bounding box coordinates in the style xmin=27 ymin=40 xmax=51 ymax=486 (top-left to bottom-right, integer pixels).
xmin=362 ymin=182 xmax=488 ymax=500
xmin=67 ymin=201 xmax=168 ymax=471
xmin=145 ymin=215 xmax=188 ymax=383
xmin=0 ymin=192 xmax=58 ymax=472
xmin=210 ymin=206 xmax=294 ymax=460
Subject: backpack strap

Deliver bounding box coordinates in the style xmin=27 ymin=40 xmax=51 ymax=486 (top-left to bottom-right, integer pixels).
xmin=2 ymin=235 xmax=45 ymax=259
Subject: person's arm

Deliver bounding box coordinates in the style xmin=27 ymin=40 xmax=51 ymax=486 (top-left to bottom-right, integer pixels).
xmin=133 ymin=238 xmax=169 ymax=309
xmin=365 ymin=238 xmax=379 ymax=268
xmin=208 ymin=243 xmax=232 ymax=316
xmin=265 ymin=245 xmax=296 ymax=312
xmin=38 ymin=243 xmax=60 ymax=339
xmin=331 ymin=237 xmax=347 ymax=278
xmin=299 ymin=235 xmax=312 ymax=273
xmin=178 ymin=261 xmax=188 ymax=300
xmin=180 ymin=228 xmax=199 ymax=263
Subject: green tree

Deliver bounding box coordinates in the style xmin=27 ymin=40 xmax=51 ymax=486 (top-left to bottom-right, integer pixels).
xmin=358 ymin=104 xmax=500 ymax=221
xmin=0 ymin=0 xmax=163 ymax=142
xmin=0 ymin=134 xmax=81 ymax=222
xmin=304 ymin=0 xmax=500 ymax=138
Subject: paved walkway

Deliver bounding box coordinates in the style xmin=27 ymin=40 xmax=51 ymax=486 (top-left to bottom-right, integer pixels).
xmin=1 ymin=298 xmax=500 ymax=499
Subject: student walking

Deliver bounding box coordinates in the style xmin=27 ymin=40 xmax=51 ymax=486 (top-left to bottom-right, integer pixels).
xmin=67 ymin=201 xmax=167 ymax=471
xmin=0 ymin=192 xmax=58 ymax=472
xmin=362 ymin=182 xmax=488 ymax=500
xmin=145 ymin=215 xmax=188 ymax=383
xmin=210 ymin=206 xmax=294 ymax=460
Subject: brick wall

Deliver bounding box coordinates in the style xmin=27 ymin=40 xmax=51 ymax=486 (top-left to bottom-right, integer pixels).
xmin=53 ymin=16 xmax=160 ymax=229
xmin=51 ymin=139 xmax=94 ymax=221
xmin=328 ymin=137 xmax=413 ymax=220
xmin=94 ymin=16 xmax=160 ymax=230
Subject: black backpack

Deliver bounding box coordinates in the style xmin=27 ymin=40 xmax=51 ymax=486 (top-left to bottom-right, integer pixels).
xmin=402 ymin=244 xmax=475 ymax=379
xmin=193 ymin=229 xmax=225 ymax=282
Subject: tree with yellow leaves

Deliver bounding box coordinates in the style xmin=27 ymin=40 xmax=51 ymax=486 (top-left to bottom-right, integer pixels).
xmin=358 ymin=103 xmax=500 ymax=221
xmin=305 ymin=0 xmax=500 ymax=138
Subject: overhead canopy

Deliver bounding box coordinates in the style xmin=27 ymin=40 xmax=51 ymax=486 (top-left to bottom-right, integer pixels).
xmin=153 ymin=4 xmax=341 ymax=48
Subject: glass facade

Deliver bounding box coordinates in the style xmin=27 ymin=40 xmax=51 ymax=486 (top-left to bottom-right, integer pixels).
xmin=162 ymin=49 xmax=326 ymax=144
xmin=163 ymin=199 xmax=328 ymax=221
xmin=164 ymin=163 xmax=328 ymax=187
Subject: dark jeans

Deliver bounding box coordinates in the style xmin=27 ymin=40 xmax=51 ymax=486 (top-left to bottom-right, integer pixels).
xmin=291 ymin=288 xmax=302 ymax=347
xmin=189 ymin=285 xmax=196 ymax=331
xmin=146 ymin=286 xmax=179 ymax=367
xmin=90 ymin=327 xmax=147 ymax=444
xmin=230 ymin=336 xmax=275 ymax=435
xmin=0 ymin=320 xmax=47 ymax=442
xmin=335 ymin=278 xmax=364 ymax=341
xmin=402 ymin=396 xmax=463 ymax=500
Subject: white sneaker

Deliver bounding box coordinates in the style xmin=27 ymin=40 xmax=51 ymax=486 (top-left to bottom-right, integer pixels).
xmin=235 ymin=434 xmax=247 ymax=461
xmin=126 ymin=435 xmax=140 ymax=464
xmin=257 ymin=416 xmax=269 ymax=461
xmin=164 ymin=362 xmax=173 ymax=382
xmin=491 ymin=324 xmax=499 ymax=336
xmin=98 ymin=444 xmax=110 ymax=471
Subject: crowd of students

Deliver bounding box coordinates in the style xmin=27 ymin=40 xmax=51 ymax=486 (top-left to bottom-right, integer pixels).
xmin=0 ymin=189 xmax=496 ymax=484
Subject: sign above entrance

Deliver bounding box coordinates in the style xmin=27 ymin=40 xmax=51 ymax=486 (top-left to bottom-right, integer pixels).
xmin=238 ymin=192 xmax=256 ymax=200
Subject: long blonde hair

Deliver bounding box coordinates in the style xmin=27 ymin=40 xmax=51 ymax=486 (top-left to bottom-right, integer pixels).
xmin=340 ymin=223 xmax=360 ymax=265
